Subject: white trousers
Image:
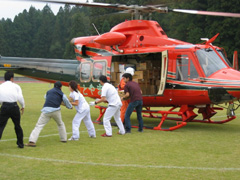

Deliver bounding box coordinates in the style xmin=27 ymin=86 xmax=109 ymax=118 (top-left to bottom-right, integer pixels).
xmin=29 ymin=110 xmax=67 ymax=143
xmin=72 ymin=108 xmax=96 ymax=139
xmin=103 ymin=105 xmax=125 ymax=136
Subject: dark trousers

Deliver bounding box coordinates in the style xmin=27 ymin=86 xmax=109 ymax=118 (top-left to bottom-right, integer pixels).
xmin=125 ymin=100 xmax=143 ymax=132
xmin=0 ymin=102 xmax=24 ymax=146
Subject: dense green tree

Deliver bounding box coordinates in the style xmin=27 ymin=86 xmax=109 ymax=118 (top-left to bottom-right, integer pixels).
xmin=31 ymin=5 xmax=55 ymax=58
xmin=101 ymin=19 xmax=111 ymax=33
xmin=0 ymin=22 xmax=7 ymax=55
xmin=12 ymin=10 xmax=33 ymax=57
xmin=63 ymin=10 xmax=91 ymax=58
xmin=205 ymin=0 xmax=240 ymax=60
xmin=50 ymin=7 xmax=66 ymax=58
xmin=0 ymin=19 xmax=14 ymax=56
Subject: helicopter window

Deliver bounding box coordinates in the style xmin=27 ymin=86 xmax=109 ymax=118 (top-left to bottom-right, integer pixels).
xmin=190 ymin=60 xmax=199 ymax=79
xmin=196 ymin=49 xmax=227 ymax=77
xmin=176 ymin=55 xmax=188 ymax=80
xmin=217 ymin=49 xmax=232 ymax=67
xmin=80 ymin=62 xmax=91 ymax=82
xmin=93 ymin=61 xmax=106 ymax=81
xmin=160 ymin=30 xmax=166 ymax=35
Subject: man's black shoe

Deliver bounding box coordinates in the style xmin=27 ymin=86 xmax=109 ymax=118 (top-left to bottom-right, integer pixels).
xmin=18 ymin=144 xmax=24 ymax=148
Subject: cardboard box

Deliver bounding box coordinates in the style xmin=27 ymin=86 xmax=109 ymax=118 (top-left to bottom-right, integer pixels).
xmin=144 ymin=70 xmax=153 ymax=79
xmin=138 ymin=79 xmax=150 ymax=85
xmin=110 ymin=72 xmax=117 ymax=81
xmin=111 ymin=62 xmax=121 ymax=72
xmin=132 ymin=78 xmax=139 ymax=83
xmin=118 ymin=72 xmax=124 ymax=81
xmin=139 ymin=84 xmax=147 ymax=95
xmin=153 ymin=69 xmax=160 ymax=77
xmin=133 ymin=71 xmax=145 ymax=79
xmin=155 ymin=80 xmax=160 ymax=86
xmin=136 ymin=61 xmax=152 ymax=70
xmin=145 ymin=85 xmax=157 ymax=95
xmin=110 ymin=79 xmax=120 ymax=87
xmin=152 ymin=60 xmax=161 ymax=68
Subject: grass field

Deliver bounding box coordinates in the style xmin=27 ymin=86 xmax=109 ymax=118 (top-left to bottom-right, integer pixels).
xmin=0 ymin=82 xmax=240 ymax=180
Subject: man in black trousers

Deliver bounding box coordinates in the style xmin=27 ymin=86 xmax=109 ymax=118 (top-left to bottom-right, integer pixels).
xmin=0 ymin=71 xmax=25 ymax=148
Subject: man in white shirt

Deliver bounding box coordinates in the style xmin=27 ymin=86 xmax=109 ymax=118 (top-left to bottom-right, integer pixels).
xmin=95 ymin=75 xmax=125 ymax=137
xmin=0 ymin=71 xmax=25 ymax=148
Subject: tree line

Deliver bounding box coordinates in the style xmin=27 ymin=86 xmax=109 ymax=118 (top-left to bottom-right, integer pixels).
xmin=0 ymin=0 xmax=239 ymax=63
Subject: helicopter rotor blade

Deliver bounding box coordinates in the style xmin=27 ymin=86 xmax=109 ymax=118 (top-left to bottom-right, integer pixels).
xmin=172 ymin=9 xmax=240 ymax=18
xmin=19 ymin=0 xmax=169 ymax=12
xmin=18 ymin=0 xmax=240 ymax=18
xmin=20 ymin=0 xmax=128 ymax=10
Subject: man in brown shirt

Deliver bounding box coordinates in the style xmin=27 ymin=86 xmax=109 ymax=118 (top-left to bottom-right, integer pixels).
xmin=121 ymin=73 xmax=143 ymax=133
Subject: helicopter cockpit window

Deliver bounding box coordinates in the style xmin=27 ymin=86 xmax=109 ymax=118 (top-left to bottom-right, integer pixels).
xmin=217 ymin=49 xmax=232 ymax=67
xmin=196 ymin=48 xmax=227 ymax=77
xmin=80 ymin=62 xmax=91 ymax=82
xmin=176 ymin=55 xmax=188 ymax=80
xmin=92 ymin=61 xmax=106 ymax=81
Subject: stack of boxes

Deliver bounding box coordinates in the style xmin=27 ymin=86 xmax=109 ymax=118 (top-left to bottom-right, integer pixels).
xmin=110 ymin=60 xmax=161 ymax=95
xmin=110 ymin=62 xmax=135 ymax=87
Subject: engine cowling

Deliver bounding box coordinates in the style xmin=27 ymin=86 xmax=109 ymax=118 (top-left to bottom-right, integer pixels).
xmin=94 ymin=32 xmax=126 ymax=46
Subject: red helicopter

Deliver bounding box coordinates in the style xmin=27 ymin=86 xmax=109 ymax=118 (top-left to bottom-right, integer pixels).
xmin=1 ymin=0 xmax=240 ymax=131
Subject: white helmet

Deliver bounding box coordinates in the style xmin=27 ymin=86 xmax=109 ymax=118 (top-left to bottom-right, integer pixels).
xmin=125 ymin=67 xmax=135 ymax=75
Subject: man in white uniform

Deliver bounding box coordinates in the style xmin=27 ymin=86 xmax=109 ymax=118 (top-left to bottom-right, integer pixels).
xmin=0 ymin=71 xmax=25 ymax=148
xmin=95 ymin=75 xmax=125 ymax=137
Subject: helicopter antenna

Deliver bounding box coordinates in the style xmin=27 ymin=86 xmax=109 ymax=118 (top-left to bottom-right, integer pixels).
xmin=92 ymin=23 xmax=100 ymax=35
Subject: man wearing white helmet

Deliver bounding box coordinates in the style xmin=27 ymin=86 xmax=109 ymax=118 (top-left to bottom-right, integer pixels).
xmin=118 ymin=67 xmax=135 ymax=123
xmin=125 ymin=67 xmax=135 ymax=76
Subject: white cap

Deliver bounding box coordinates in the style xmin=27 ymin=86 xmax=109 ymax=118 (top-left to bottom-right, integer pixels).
xmin=125 ymin=67 xmax=135 ymax=75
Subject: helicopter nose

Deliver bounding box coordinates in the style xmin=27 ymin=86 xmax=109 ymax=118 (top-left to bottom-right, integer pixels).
xmin=209 ymin=68 xmax=240 ymax=100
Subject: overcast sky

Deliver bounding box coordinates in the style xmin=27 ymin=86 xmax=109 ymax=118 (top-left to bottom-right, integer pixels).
xmin=0 ymin=0 xmax=92 ymax=20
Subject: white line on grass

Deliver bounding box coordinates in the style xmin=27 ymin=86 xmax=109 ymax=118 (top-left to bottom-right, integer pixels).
xmin=1 ymin=112 xmax=240 ymax=142
xmin=0 ymin=128 xmax=107 ymax=142
xmin=0 ymin=153 xmax=239 ymax=171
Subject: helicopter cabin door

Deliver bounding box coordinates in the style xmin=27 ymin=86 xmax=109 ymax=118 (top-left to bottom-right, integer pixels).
xmin=158 ymin=50 xmax=168 ymax=95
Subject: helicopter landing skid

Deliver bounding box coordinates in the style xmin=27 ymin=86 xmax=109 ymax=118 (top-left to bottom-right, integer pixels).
xmin=142 ymin=106 xmax=236 ymax=125
xmin=191 ymin=106 xmax=236 ymax=124
xmin=94 ymin=105 xmax=188 ymax=131
xmin=190 ymin=116 xmax=236 ymax=124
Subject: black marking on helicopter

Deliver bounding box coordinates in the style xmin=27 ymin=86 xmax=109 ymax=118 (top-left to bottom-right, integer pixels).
xmin=74 ymin=46 xmax=114 ymax=59
xmin=167 ymin=77 xmax=240 ymax=87
xmin=166 ymin=81 xmax=240 ymax=92
xmin=86 ymin=47 xmax=115 ymax=57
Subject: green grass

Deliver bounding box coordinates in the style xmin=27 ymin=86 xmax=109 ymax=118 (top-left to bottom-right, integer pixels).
xmin=0 ymin=82 xmax=240 ymax=180
xmin=0 ymin=70 xmax=23 ymax=77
